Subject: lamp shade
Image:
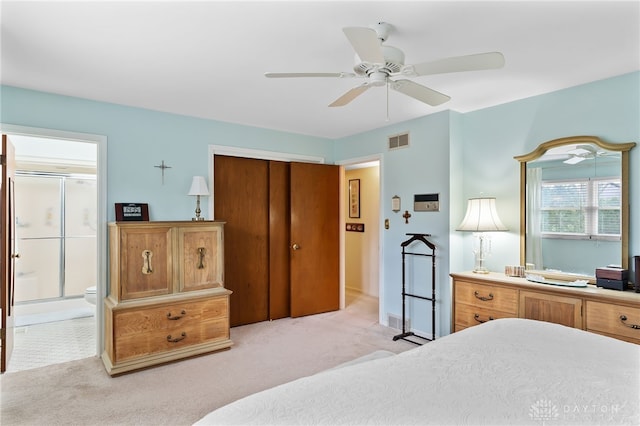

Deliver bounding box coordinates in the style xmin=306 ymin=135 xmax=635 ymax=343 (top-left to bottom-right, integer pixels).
xmin=457 ymin=197 xmax=507 ymax=232
xmin=188 ymin=176 xmax=210 ymax=196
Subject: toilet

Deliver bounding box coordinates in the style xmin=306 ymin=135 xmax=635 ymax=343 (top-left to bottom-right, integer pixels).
xmin=84 ymin=286 xmax=97 ymax=305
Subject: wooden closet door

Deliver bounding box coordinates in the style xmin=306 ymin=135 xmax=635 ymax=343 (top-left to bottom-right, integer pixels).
xmin=290 ymin=162 xmax=340 ymax=317
xmin=268 ymin=161 xmax=290 ymax=320
xmin=214 ymin=156 xmax=269 ymax=326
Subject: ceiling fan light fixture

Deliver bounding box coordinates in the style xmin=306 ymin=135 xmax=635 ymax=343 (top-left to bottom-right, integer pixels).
xmin=368 ymin=71 xmax=387 ymax=86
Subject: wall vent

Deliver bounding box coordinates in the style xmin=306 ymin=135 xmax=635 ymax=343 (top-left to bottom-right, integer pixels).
xmin=387 ymin=313 xmax=410 ymax=331
xmin=388 ymin=132 xmax=409 ymax=150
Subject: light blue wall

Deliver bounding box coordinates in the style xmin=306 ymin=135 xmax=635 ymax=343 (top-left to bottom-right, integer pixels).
xmin=0 ymin=86 xmax=334 ymax=221
xmin=334 ymin=71 xmax=639 ymax=337
xmin=2 ymin=71 xmax=638 ymax=339
xmin=334 ymin=111 xmax=452 ymax=338
xmin=459 ymin=71 xmax=640 ymax=277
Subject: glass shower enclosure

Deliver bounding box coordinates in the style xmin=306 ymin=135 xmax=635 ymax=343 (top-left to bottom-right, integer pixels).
xmin=14 ymin=173 xmax=97 ymax=303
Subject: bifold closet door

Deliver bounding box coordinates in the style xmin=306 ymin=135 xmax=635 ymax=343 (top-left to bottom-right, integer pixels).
xmin=289 ymin=162 xmax=340 ymax=317
xmin=214 ymin=155 xmax=269 ymax=326
xmin=268 ymin=161 xmax=291 ymax=320
xmin=214 ymin=155 xmax=340 ymax=326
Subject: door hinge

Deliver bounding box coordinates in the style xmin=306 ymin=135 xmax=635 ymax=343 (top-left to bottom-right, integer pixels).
xmin=0 ymin=155 xmax=5 ymax=166
xmin=0 ymin=328 xmax=5 ymax=340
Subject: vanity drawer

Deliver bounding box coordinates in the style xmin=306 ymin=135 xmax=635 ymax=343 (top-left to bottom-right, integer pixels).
xmin=586 ymin=301 xmax=640 ymax=344
xmin=455 ymin=303 xmax=516 ymax=331
xmin=454 ymin=280 xmax=518 ymax=314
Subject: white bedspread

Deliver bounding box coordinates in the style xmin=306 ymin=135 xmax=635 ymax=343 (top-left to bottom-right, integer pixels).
xmin=195 ymin=318 xmax=640 ymax=425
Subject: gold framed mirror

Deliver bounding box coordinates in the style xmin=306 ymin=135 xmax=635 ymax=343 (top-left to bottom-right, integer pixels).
xmin=515 ymin=136 xmax=635 ymax=282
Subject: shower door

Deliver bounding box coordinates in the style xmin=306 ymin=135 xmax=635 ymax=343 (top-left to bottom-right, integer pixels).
xmin=14 ymin=174 xmax=96 ymax=303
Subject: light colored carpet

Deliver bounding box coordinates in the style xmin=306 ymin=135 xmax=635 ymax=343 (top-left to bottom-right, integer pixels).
xmin=0 ymin=295 xmax=416 ymax=426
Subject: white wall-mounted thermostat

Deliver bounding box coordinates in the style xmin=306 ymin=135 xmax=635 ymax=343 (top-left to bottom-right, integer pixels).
xmin=414 ymin=193 xmax=440 ymax=212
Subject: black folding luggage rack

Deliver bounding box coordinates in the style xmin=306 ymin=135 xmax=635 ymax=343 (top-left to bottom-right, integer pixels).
xmin=393 ymin=233 xmax=436 ymax=345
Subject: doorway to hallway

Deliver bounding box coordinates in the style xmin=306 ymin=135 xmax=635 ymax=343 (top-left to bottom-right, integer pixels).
xmin=343 ymin=160 xmax=381 ymax=321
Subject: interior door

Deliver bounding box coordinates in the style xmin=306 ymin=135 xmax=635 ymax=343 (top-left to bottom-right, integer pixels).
xmin=290 ymin=162 xmax=340 ymax=317
xmin=1 ymin=134 xmax=16 ymax=373
xmin=214 ymin=155 xmax=270 ymax=326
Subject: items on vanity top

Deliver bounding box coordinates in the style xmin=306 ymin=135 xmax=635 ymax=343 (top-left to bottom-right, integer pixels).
xmin=596 ymin=267 xmax=629 ymax=291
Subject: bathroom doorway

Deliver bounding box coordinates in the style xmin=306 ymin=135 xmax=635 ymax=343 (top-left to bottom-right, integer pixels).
xmin=7 ymin=135 xmax=99 ymax=372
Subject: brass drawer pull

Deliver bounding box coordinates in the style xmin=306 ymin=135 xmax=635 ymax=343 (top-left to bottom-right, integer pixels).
xmin=619 ymin=315 xmax=640 ymax=330
xmin=197 ymin=247 xmax=206 ymax=269
xmin=167 ymin=332 xmax=187 ymax=343
xmin=474 ymin=313 xmax=494 ymax=323
xmin=166 ymin=310 xmax=186 ymax=320
xmin=474 ymin=291 xmax=494 ymax=301
xmin=141 ymin=250 xmax=153 ymax=274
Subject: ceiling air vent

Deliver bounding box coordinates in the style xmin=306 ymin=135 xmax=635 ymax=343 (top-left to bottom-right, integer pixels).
xmin=388 ymin=132 xmax=409 ymax=150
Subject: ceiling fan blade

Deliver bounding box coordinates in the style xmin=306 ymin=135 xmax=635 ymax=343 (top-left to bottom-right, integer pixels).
xmin=343 ymin=27 xmax=385 ymax=64
xmin=329 ymin=83 xmax=371 ymax=107
xmin=410 ymin=52 xmax=505 ymax=76
xmin=563 ymin=156 xmax=586 ymax=165
xmin=390 ymin=79 xmax=450 ymax=106
xmin=265 ymin=72 xmax=355 ymax=78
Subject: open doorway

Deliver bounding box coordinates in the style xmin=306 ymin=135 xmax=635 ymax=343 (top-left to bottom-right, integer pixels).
xmin=343 ymin=159 xmax=381 ymax=324
xmin=5 ymin=134 xmax=101 ymax=372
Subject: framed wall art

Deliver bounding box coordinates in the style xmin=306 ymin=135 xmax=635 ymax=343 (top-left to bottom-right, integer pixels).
xmin=349 ymin=179 xmax=360 ymax=218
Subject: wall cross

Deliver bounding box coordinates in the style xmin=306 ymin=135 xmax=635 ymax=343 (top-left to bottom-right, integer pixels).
xmin=154 ymin=160 xmax=172 ymax=184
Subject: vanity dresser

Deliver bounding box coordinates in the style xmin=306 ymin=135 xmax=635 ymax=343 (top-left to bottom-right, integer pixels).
xmin=102 ymin=221 xmax=232 ymax=375
xmin=454 ymin=136 xmax=638 ymax=345
xmin=451 ymin=271 xmax=640 ymax=344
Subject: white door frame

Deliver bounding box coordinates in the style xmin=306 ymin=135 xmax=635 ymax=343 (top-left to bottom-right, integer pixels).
xmin=335 ymin=154 xmax=384 ymax=324
xmin=0 ymin=123 xmax=107 ymax=355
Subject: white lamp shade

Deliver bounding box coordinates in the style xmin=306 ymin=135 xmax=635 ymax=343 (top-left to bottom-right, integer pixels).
xmin=457 ymin=197 xmax=507 ymax=232
xmin=188 ymin=176 xmax=210 ymax=196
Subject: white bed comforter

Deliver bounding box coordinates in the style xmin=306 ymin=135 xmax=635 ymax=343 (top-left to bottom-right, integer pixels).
xmin=195 ymin=318 xmax=640 ymax=425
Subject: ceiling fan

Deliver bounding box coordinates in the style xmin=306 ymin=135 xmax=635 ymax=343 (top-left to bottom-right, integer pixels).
xmin=563 ymin=145 xmax=616 ymax=165
xmin=265 ymin=22 xmax=505 ymax=108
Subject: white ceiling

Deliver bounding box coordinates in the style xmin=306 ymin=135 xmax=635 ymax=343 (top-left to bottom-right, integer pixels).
xmin=2 ymin=1 xmax=639 ymax=139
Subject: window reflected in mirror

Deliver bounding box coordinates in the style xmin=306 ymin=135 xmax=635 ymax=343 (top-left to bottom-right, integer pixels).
xmin=515 ymin=136 xmax=635 ymax=281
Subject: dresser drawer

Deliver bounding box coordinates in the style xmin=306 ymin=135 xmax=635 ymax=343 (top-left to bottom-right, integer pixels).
xmin=114 ymin=297 xmax=228 ymax=338
xmin=114 ymin=317 xmax=229 ymax=362
xmin=111 ymin=297 xmax=229 ymax=362
xmin=455 ymin=303 xmax=516 ymax=330
xmin=586 ymin=301 xmax=640 ymax=344
xmin=454 ymin=280 xmax=518 ymax=314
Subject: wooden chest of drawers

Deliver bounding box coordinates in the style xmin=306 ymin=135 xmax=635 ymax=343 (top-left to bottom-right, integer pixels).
xmin=586 ymin=301 xmax=640 ymax=344
xmin=102 ymin=221 xmax=232 ymax=375
xmin=453 ymin=280 xmax=518 ymax=331
xmin=451 ymin=271 xmax=640 ymax=344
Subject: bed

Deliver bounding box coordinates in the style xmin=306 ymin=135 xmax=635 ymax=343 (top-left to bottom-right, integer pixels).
xmin=195 ymin=318 xmax=639 ymax=425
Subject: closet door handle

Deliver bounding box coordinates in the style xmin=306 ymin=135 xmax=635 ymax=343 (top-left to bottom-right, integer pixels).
xmin=291 ymin=243 xmax=300 ymax=250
